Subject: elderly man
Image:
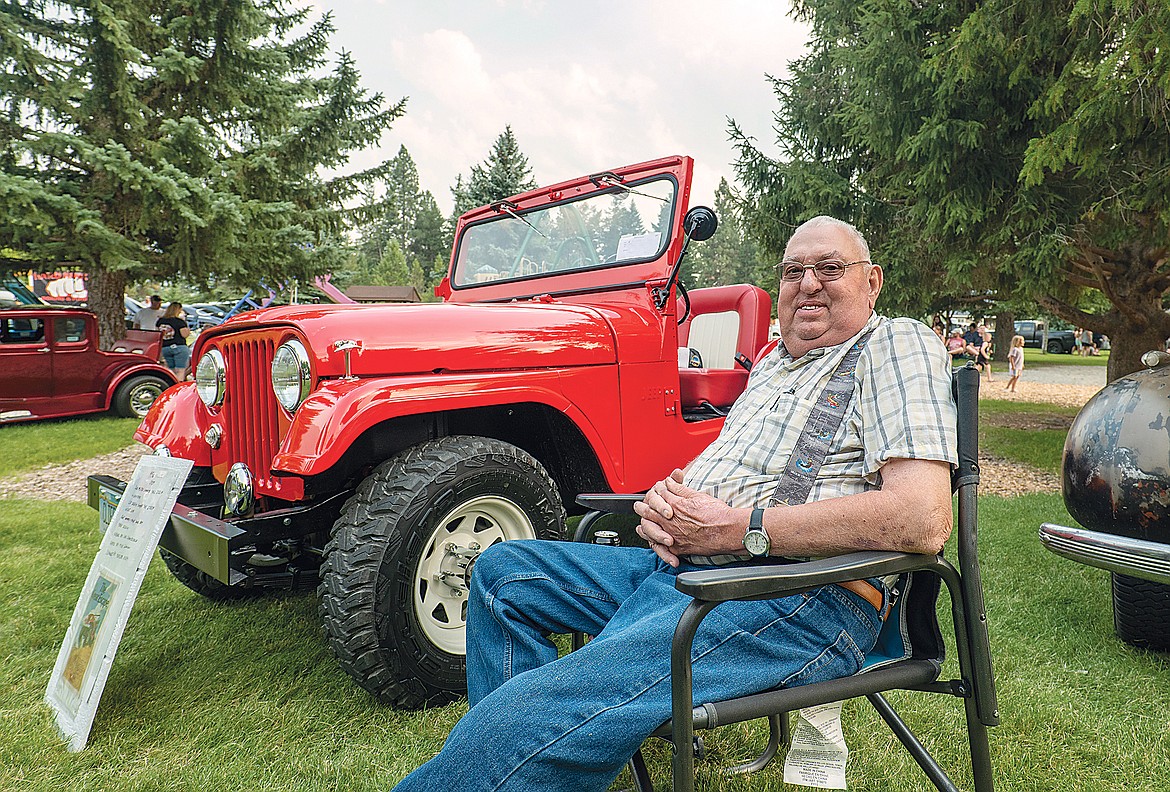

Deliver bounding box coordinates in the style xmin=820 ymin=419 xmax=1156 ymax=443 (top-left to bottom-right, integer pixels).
xmin=392 ymin=216 xmax=957 ymax=792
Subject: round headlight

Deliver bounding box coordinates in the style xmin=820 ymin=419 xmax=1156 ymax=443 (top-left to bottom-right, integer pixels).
xmin=271 ymin=340 xmax=312 ymax=412
xmin=195 ymin=348 xmax=226 ymax=408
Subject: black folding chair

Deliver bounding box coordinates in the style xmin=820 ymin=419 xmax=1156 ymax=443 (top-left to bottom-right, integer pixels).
xmin=574 ymin=362 xmax=996 ymax=791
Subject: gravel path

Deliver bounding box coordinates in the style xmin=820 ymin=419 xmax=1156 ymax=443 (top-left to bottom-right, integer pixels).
xmin=0 ymin=445 xmax=148 ymax=503
xmin=0 ymin=368 xmax=1103 ymax=503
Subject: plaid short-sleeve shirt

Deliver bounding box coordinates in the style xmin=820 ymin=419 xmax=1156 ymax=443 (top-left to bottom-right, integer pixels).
xmin=684 ymin=313 xmax=957 ymax=531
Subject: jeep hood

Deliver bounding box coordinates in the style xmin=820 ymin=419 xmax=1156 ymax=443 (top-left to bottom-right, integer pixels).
xmin=209 ymin=302 xmax=617 ymax=376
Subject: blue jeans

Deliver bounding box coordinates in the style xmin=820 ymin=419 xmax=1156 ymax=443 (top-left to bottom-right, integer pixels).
xmin=162 ymin=342 xmax=190 ymax=370
xmin=393 ymin=540 xmax=886 ymax=792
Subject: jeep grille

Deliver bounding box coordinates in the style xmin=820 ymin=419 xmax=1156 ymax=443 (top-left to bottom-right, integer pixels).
xmin=218 ymin=333 xmax=286 ymax=496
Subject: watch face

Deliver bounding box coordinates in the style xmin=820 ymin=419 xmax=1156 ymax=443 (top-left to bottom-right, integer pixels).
xmin=744 ymin=530 xmax=769 ymax=557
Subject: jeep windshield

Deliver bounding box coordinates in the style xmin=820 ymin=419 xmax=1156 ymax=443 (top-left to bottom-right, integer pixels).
xmin=452 ymin=177 xmax=676 ymax=288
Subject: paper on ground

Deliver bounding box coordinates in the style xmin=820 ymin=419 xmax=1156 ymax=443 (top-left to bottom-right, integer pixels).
xmin=782 ymin=701 xmax=849 ymax=789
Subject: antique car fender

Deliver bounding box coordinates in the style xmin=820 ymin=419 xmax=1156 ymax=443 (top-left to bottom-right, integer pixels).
xmin=271 ymin=368 xmax=624 ymax=483
xmin=102 ymin=362 xmax=178 ymax=410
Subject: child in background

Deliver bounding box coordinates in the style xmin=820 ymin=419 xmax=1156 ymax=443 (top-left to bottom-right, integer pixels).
xmin=1005 ymin=334 xmax=1025 ymax=392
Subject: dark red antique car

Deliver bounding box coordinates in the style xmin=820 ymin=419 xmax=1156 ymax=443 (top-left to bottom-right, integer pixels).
xmin=0 ymin=305 xmax=176 ymax=423
xmin=87 ymin=156 xmax=774 ymax=706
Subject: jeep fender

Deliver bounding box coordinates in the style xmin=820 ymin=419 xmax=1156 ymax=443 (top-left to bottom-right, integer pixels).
xmin=272 ymin=368 xmax=622 ymax=484
xmin=132 ymin=382 xmax=212 ymax=466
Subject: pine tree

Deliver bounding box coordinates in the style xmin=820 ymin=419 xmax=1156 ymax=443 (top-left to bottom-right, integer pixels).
xmin=409 ymin=192 xmax=448 ymax=286
xmin=371 ymin=240 xmax=410 ymax=287
xmin=450 ymin=126 xmax=537 ymax=218
xmin=683 ymin=179 xmax=761 ymax=292
xmin=733 ymin=0 xmax=1170 ymax=380
xmin=0 ymin=0 xmax=404 ymax=344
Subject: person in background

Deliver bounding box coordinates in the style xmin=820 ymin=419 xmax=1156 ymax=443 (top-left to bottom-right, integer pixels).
xmin=946 ymin=328 xmax=967 ymax=360
xmin=1080 ymin=327 xmax=1094 ymax=356
xmin=978 ymin=322 xmax=994 ymax=382
xmin=134 ymin=294 xmax=164 ymax=330
xmin=156 ymin=302 xmax=191 ymax=379
xmin=963 ymin=323 xmax=992 ymax=381
xmin=1005 ymin=334 xmax=1025 ymax=392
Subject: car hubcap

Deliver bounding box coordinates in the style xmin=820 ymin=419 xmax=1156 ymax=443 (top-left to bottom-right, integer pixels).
xmin=130 ymin=382 xmax=163 ymax=417
xmin=414 ymin=495 xmax=534 ymax=654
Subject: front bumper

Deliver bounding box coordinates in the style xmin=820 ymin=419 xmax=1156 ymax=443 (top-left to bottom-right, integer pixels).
xmin=1039 ymin=522 xmax=1170 ymax=585
xmin=88 ymin=474 xmax=248 ymax=584
xmin=86 ymin=474 xmax=349 ymax=586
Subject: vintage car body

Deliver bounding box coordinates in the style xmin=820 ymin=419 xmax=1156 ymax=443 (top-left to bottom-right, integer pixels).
xmin=0 ymin=305 xmax=175 ymax=423
xmin=87 ymin=156 xmax=775 ymax=706
xmin=1039 ymin=351 xmax=1170 ymax=651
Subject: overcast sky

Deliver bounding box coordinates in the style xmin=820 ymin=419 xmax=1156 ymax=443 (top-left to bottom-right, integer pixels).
xmin=313 ymin=0 xmax=809 ymax=215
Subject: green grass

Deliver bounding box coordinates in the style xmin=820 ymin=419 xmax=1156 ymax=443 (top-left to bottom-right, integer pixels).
xmin=2 ymin=493 xmax=1168 ymax=791
xmin=1021 ymin=348 xmax=1109 ymax=368
xmin=978 ymin=399 xmax=1079 ymax=474
xmin=4 ymin=395 xmax=1158 ymax=790
xmin=0 ymin=417 xmax=140 ymax=478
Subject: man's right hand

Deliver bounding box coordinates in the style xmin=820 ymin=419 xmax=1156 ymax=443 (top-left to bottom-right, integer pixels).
xmin=633 ymin=469 xmax=744 ymax=566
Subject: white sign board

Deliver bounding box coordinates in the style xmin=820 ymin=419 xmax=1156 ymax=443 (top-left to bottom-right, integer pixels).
xmin=45 ymin=455 xmax=193 ymax=751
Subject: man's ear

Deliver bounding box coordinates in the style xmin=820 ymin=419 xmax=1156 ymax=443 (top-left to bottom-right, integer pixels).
xmin=867 ymin=263 xmax=883 ymax=307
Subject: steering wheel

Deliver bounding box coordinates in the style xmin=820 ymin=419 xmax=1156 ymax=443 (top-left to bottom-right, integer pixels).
xmin=552 ymin=236 xmax=594 ymax=270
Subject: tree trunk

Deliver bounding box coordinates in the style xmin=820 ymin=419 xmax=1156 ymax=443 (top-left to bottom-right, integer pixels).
xmin=87 ymin=268 xmax=128 ymax=350
xmin=1104 ymin=321 xmax=1167 ymax=383
xmin=993 ymin=309 xmax=1014 ymax=363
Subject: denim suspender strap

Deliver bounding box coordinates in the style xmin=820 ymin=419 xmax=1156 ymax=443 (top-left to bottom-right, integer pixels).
xmin=769 ymin=328 xmax=875 ymax=507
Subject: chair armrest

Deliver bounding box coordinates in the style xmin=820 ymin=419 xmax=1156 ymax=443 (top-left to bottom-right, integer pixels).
xmin=674 ymin=551 xmax=941 ymax=601
xmin=575 ymin=493 xmax=642 ymax=514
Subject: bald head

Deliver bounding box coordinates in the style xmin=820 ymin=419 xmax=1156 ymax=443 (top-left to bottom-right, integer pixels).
xmin=791 ymin=216 xmax=871 ymax=261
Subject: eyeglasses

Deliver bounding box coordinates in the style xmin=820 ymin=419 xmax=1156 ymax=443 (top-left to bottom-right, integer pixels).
xmin=777 ymin=258 xmax=870 ymax=282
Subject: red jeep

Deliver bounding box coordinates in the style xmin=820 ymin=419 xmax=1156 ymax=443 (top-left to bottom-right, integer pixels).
xmin=0 ymin=305 xmax=175 ymax=423
xmin=87 ymin=156 xmax=773 ymax=706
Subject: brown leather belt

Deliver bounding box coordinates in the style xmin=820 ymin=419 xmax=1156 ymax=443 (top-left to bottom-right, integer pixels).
xmin=838 ymin=579 xmax=887 ymax=619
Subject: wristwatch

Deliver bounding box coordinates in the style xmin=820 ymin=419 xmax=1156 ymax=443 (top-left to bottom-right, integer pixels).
xmin=743 ymin=507 xmax=771 ymax=558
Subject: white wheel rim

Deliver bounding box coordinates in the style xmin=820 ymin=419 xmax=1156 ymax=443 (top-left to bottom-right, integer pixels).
xmin=413 ymin=495 xmax=535 ymax=655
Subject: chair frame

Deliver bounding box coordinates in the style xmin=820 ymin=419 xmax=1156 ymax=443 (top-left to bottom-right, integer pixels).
xmin=575 ymin=362 xmax=996 ymax=791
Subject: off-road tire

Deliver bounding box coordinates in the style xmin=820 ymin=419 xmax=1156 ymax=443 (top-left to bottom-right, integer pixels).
xmin=1046 ymin=339 xmax=1065 ymax=354
xmin=112 ymin=374 xmax=169 ymax=418
xmin=318 ymin=435 xmax=566 ymax=708
xmin=159 ymin=547 xmax=255 ymax=601
xmin=1112 ymin=573 xmax=1170 ymax=651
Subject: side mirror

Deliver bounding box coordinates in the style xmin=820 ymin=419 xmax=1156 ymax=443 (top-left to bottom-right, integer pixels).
xmin=683 ymin=206 xmax=718 ymax=242
xmin=652 ymin=206 xmax=720 ymax=313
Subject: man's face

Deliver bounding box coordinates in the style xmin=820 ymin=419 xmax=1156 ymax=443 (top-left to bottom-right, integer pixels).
xmin=150 ymin=298 xmax=161 ymax=309
xmin=776 ymin=224 xmax=882 ymax=359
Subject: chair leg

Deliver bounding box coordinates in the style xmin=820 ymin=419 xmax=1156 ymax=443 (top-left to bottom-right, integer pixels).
xmin=721 ymin=714 xmax=783 ymax=776
xmin=965 ymin=698 xmax=995 ymax=792
xmin=628 ymin=748 xmax=654 ymax=792
xmin=868 ymin=693 xmax=962 ymax=792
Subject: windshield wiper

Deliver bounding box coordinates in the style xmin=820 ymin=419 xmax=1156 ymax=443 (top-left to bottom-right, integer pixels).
xmin=491 ymin=199 xmax=549 ymax=238
xmin=588 ymin=172 xmax=669 ymax=202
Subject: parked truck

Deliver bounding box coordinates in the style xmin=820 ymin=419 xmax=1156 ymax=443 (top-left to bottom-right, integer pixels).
xmin=86 ymin=156 xmax=775 ymax=707
xmin=1014 ymin=319 xmax=1076 ymax=353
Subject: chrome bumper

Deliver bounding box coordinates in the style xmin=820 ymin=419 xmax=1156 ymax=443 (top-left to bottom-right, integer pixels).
xmin=1039 ymin=522 xmax=1170 ymax=585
